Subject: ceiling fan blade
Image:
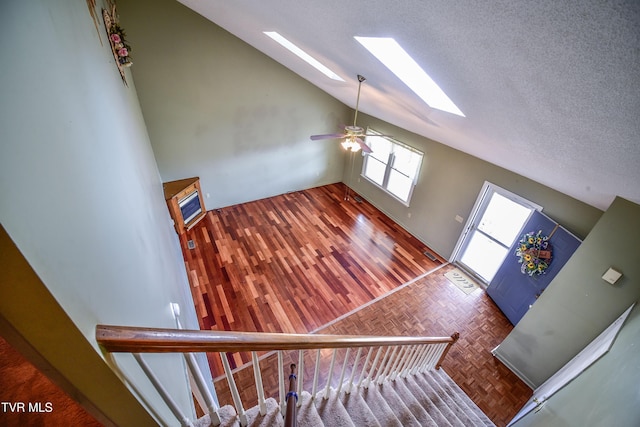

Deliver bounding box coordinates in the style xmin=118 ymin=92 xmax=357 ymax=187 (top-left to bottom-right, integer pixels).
xmin=310 ymin=133 xmax=347 ymax=141
xmin=355 ymin=137 xmax=373 ymax=153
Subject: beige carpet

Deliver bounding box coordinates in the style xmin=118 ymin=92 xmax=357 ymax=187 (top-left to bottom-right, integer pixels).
xmin=195 ymin=369 xmax=495 ymax=426
xmin=444 ymin=268 xmax=480 ymax=295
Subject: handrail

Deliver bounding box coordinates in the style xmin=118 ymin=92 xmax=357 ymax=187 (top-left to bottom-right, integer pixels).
xmin=96 ymin=325 xmax=458 ymax=353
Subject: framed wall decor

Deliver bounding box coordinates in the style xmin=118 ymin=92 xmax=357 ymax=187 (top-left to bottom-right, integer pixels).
xmin=102 ymin=1 xmax=132 ymax=85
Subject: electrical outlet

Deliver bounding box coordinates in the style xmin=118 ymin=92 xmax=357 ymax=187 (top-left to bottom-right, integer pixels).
xmin=455 ymin=215 xmax=464 ymax=223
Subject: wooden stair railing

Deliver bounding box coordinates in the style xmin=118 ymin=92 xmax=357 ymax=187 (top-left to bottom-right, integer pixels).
xmin=96 ymin=325 xmax=459 ymax=427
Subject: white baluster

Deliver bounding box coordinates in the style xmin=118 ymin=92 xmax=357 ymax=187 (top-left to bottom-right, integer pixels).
xmin=346 ymin=347 xmax=363 ymax=394
xmin=311 ymin=349 xmax=321 ymax=400
xmin=278 ymin=351 xmax=285 ymax=415
xmin=251 ymin=352 xmax=267 ymax=415
xmin=399 ymin=345 xmax=419 ymax=378
xmin=323 ymin=349 xmax=338 ymax=399
xmin=429 ymin=343 xmax=447 ymax=370
xmin=398 ymin=345 xmax=420 ymax=378
xmin=387 ymin=345 xmax=406 ymax=380
xmin=219 ymin=352 xmax=247 ymax=426
xmin=377 ymin=346 xmax=399 ymax=384
xmin=418 ymin=344 xmax=436 ymax=373
xmin=183 ymin=352 xmax=220 ymax=425
xmin=364 ymin=347 xmax=383 ymax=388
xmin=411 ymin=345 xmax=430 ymax=375
xmin=296 ymin=350 xmax=304 ymax=407
xmin=357 ymin=347 xmax=374 ymax=388
xmin=374 ymin=347 xmax=392 ymax=384
xmin=336 ymin=348 xmax=351 ymax=394
xmin=133 ymin=353 xmax=194 ymax=427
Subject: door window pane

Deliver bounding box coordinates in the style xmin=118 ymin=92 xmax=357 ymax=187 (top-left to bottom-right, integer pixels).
xmin=478 ymin=193 xmax=532 ymax=246
xmin=459 ymin=231 xmax=509 ymax=282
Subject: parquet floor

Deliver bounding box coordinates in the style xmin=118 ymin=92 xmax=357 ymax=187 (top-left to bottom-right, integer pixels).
xmin=179 ymin=183 xmax=531 ymax=427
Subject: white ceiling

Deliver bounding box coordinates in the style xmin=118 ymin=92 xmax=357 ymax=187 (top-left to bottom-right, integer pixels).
xmin=178 ymin=0 xmax=639 ymax=211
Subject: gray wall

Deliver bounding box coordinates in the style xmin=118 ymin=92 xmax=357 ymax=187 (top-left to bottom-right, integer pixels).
xmin=0 ymin=0 xmax=201 ymax=424
xmin=346 ymin=114 xmax=602 ymax=258
xmin=119 ymin=0 xmax=350 ymax=210
xmin=512 ymin=302 xmax=640 ymax=427
xmin=495 ymin=197 xmax=640 ymax=388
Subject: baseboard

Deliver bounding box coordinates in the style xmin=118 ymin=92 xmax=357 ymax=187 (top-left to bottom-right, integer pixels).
xmin=492 ymin=345 xmax=536 ymax=389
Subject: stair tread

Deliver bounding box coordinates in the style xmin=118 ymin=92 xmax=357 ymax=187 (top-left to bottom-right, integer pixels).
xmin=432 ymin=369 xmax=495 ymax=426
xmin=194 ymin=404 xmax=237 ymax=427
xmin=389 ymin=377 xmax=442 ymax=427
xmin=359 ymin=382 xmax=403 ymax=427
xmin=297 ymin=391 xmax=324 ymax=427
xmin=340 ymin=387 xmax=381 ymax=427
xmin=376 ymin=381 xmax=423 ymax=426
xmin=422 ymin=370 xmax=495 ymax=426
xmin=243 ymin=397 xmax=284 ymax=427
xmin=209 ymin=368 xmax=496 ymax=427
xmin=315 ymin=388 xmax=356 ymax=427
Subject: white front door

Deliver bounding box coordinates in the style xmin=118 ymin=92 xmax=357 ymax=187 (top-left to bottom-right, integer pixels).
xmin=451 ymin=182 xmax=541 ymax=283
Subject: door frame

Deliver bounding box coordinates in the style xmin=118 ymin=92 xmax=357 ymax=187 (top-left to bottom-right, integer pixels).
xmin=450 ymin=181 xmax=542 ymax=283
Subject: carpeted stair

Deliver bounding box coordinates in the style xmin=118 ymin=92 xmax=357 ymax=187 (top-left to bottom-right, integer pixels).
xmin=196 ymin=369 xmax=495 ymax=426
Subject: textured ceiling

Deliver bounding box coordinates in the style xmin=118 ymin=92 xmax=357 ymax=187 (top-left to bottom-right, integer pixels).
xmin=178 ymin=0 xmax=639 ymax=210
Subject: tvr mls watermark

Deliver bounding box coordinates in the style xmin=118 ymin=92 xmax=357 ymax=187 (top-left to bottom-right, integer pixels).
xmin=1 ymin=401 xmax=53 ymax=413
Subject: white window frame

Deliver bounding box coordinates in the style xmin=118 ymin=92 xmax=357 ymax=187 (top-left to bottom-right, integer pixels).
xmin=361 ymin=128 xmax=424 ymax=206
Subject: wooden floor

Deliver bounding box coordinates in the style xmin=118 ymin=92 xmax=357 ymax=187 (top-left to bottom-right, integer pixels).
xmin=0 ymin=336 xmax=102 ymax=427
xmin=179 ymin=183 xmax=531 ymax=427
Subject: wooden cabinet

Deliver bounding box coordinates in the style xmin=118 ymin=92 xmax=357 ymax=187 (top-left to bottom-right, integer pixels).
xmin=163 ymin=177 xmax=206 ymax=234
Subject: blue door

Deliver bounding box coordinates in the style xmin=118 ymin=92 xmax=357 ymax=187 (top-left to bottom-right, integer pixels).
xmin=486 ymin=211 xmax=581 ymax=325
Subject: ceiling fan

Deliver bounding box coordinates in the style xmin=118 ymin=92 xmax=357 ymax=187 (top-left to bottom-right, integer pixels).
xmin=310 ymin=74 xmax=381 ymax=153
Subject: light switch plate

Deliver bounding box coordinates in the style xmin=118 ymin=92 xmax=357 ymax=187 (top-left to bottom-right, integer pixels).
xmin=602 ymin=268 xmax=622 ymax=285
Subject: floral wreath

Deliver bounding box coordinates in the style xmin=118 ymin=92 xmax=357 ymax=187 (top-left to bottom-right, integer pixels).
xmin=515 ymin=230 xmax=552 ymax=276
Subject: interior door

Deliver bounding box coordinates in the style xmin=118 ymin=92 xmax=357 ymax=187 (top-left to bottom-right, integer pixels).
xmin=487 ymin=210 xmax=581 ymax=325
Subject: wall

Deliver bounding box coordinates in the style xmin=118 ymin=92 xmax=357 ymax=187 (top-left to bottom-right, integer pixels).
xmin=0 ymin=0 xmax=201 ymax=424
xmin=119 ymin=0 xmax=351 ymax=210
xmin=511 ymin=302 xmax=640 ymax=427
xmin=118 ymin=0 xmax=601 ymax=259
xmin=346 ymin=114 xmax=602 ymax=258
xmin=496 ymin=197 xmax=640 ymax=388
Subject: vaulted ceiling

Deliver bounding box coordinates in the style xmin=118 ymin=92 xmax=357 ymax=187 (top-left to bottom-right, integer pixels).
xmin=178 ymin=0 xmax=639 ymax=210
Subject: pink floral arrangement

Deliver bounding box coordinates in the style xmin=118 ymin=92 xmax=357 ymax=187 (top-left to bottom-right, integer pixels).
xmin=108 ymin=24 xmax=132 ymax=66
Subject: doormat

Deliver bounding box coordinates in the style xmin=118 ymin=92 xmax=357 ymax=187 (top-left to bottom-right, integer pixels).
xmin=444 ymin=268 xmax=480 ymax=295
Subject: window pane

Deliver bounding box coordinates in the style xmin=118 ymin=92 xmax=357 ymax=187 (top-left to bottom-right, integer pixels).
xmin=478 ymin=193 xmax=532 ymax=246
xmin=392 ymin=146 xmax=418 ymax=176
xmin=367 ymin=136 xmax=392 ymax=162
xmin=459 ymin=230 xmax=509 ymax=282
xmin=364 ymin=157 xmax=386 ymax=185
xmin=387 ymin=170 xmax=413 ymax=202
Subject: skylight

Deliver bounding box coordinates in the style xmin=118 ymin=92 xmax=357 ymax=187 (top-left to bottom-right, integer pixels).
xmin=354 ymin=36 xmax=464 ymax=117
xmin=264 ymin=32 xmax=344 ymax=81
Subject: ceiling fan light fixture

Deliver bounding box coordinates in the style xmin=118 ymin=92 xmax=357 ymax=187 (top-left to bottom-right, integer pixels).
xmin=341 ymin=138 xmax=361 ymax=152
xmin=354 ymin=36 xmax=464 ymax=117
xmin=264 ymin=31 xmax=344 ymax=81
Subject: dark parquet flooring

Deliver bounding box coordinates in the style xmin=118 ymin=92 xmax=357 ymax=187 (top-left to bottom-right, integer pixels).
xmin=179 ymin=183 xmax=531 ymax=427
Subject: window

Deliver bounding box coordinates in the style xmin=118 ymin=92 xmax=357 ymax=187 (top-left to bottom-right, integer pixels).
xmin=362 ymin=129 xmax=424 ymax=205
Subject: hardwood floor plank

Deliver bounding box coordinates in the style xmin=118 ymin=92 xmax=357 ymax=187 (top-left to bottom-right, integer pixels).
xmin=178 ymin=183 xmax=529 ymax=426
